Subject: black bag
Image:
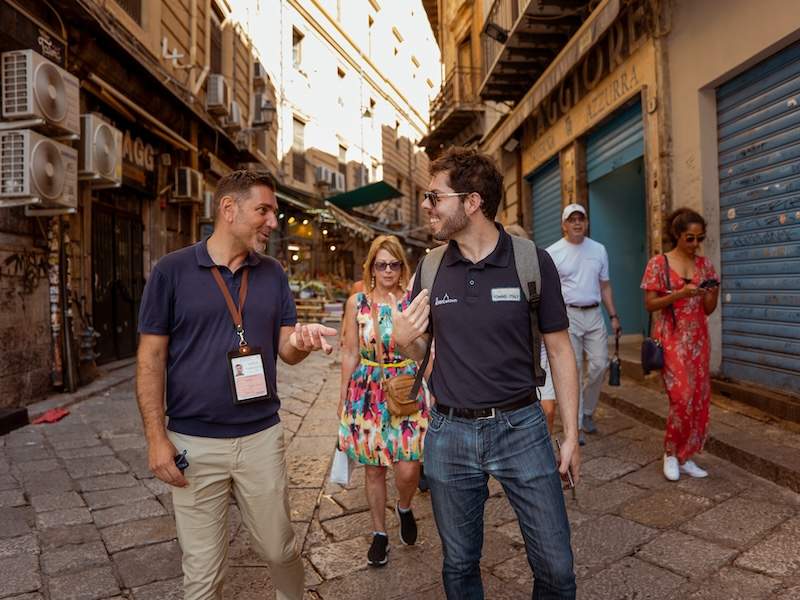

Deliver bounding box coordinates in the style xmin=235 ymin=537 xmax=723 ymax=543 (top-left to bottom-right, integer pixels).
xmin=609 ymin=332 xmax=621 ymax=386
xmin=641 ymin=255 xmax=675 ymax=375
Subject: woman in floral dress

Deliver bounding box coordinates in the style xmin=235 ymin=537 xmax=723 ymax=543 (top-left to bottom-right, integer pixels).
xmin=641 ymin=208 xmax=720 ymax=481
xmin=338 ymin=235 xmax=429 ymax=567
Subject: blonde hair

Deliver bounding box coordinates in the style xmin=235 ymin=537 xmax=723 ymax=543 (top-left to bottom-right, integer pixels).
xmin=362 ymin=235 xmax=410 ymax=292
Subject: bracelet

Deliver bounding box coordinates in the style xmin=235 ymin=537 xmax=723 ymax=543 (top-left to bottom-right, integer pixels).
xmin=609 ymin=314 xmax=619 ymax=320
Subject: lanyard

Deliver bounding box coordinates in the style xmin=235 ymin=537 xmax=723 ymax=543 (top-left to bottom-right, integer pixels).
xmin=210 ymin=266 xmax=250 ymax=346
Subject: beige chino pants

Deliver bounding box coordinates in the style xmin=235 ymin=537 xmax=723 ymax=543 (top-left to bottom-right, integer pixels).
xmin=168 ymin=424 xmax=304 ymax=600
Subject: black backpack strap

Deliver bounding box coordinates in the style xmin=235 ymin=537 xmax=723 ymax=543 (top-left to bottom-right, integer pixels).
xmin=510 ymin=235 xmax=546 ymax=387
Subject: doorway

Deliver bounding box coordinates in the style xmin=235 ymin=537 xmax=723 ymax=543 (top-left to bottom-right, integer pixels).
xmin=588 ymin=157 xmax=648 ymax=337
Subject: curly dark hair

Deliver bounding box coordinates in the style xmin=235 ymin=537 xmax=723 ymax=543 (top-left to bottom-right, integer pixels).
xmin=429 ymin=146 xmax=504 ymax=220
xmin=666 ymin=207 xmax=706 ymax=244
xmin=213 ymin=169 xmax=276 ymax=210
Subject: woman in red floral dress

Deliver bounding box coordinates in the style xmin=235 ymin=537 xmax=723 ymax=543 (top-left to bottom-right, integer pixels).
xmin=641 ymin=208 xmax=720 ymax=481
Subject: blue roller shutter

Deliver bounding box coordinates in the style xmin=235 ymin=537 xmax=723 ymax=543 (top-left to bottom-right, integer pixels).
xmin=586 ymin=101 xmax=643 ymax=183
xmin=530 ymin=159 xmax=562 ymax=249
xmin=716 ymin=41 xmax=800 ymax=394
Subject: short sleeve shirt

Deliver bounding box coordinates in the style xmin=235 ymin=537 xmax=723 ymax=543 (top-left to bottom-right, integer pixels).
xmin=138 ymin=240 xmax=297 ymax=438
xmin=410 ymin=225 xmax=568 ymax=409
xmin=546 ymin=237 xmax=609 ymax=306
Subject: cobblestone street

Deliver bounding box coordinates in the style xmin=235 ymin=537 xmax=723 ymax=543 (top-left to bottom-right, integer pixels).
xmin=1 ymin=351 xmax=799 ymax=600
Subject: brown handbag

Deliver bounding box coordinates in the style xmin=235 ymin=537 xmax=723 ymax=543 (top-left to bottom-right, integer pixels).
xmin=371 ymin=301 xmax=420 ymax=418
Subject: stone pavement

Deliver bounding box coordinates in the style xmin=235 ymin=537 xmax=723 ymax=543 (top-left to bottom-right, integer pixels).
xmin=1 ymin=351 xmax=800 ymax=599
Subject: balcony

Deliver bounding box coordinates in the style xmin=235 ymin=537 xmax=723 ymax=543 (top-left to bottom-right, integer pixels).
xmin=420 ymin=67 xmax=483 ymax=153
xmin=480 ymin=0 xmax=588 ymax=103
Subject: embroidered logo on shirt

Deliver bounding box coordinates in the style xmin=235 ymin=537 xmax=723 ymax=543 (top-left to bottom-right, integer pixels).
xmin=491 ymin=287 xmax=521 ymax=302
xmin=434 ymin=293 xmax=458 ymax=306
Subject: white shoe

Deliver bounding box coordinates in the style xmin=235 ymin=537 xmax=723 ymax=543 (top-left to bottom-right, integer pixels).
xmin=679 ymin=460 xmax=708 ymax=478
xmin=663 ymin=455 xmax=680 ymax=481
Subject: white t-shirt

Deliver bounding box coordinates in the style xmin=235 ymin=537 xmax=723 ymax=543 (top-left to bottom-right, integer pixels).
xmin=546 ymin=237 xmax=609 ymax=306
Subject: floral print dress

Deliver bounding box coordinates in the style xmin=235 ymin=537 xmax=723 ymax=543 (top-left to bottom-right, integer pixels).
xmin=641 ymin=255 xmax=718 ymax=462
xmin=338 ymin=293 xmax=429 ymax=467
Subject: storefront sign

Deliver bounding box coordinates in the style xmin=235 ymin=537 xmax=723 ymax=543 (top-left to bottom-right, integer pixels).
xmin=523 ymin=43 xmax=655 ymax=173
xmin=0 ymin=3 xmax=66 ymax=67
xmin=122 ymin=131 xmax=156 ymax=172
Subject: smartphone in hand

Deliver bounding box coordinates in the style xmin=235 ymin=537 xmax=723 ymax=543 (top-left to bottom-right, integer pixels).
xmin=698 ymin=278 xmax=720 ymax=289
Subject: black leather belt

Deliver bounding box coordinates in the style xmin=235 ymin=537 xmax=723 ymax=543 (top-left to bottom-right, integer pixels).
xmin=435 ymin=396 xmax=534 ymax=420
xmin=567 ymin=303 xmax=599 ymax=309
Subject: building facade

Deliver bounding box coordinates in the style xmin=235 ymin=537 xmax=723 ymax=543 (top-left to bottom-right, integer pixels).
xmin=422 ymin=0 xmax=800 ymax=396
xmin=235 ymin=0 xmax=441 ymax=282
xmin=0 ymin=0 xmax=272 ymax=408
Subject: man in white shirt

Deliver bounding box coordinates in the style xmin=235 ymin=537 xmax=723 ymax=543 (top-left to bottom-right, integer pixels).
xmin=546 ymin=204 xmax=621 ymax=445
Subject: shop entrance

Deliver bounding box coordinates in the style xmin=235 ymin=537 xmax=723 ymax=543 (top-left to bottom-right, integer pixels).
xmin=586 ymin=101 xmax=648 ymax=337
xmin=92 ymin=193 xmax=144 ymax=364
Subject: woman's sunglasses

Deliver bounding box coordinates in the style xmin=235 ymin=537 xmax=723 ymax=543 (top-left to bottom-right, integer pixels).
xmin=374 ymin=260 xmax=403 ymax=272
xmin=423 ymin=191 xmax=471 ymax=207
xmin=684 ymin=234 xmax=706 ymax=243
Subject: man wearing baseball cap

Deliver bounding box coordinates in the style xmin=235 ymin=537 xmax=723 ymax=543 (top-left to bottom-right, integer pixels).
xmin=546 ymin=203 xmax=621 ymax=445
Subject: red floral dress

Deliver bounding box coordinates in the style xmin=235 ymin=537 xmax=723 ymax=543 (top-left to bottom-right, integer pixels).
xmin=641 ymin=254 xmax=718 ymax=462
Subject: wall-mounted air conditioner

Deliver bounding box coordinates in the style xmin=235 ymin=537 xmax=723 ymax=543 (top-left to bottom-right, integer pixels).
xmin=252 ymin=93 xmax=274 ymax=128
xmin=79 ymin=113 xmax=122 ymax=188
xmin=205 ymin=74 xmax=230 ymax=116
xmin=173 ymin=167 xmax=203 ymax=202
xmin=253 ymin=61 xmax=268 ymax=87
xmin=314 ymin=165 xmax=333 ymax=185
xmin=331 ymin=172 xmax=346 ymax=193
xmin=1 ymin=49 xmax=80 ymax=137
xmin=0 ymin=129 xmax=77 ymax=211
xmin=222 ymin=101 xmax=242 ymax=131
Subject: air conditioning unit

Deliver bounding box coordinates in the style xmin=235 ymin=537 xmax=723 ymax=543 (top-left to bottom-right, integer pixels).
xmin=202 ymin=190 xmax=214 ymax=219
xmin=331 ymin=172 xmax=346 ymax=193
xmin=173 ymin=167 xmax=203 ymax=203
xmin=0 ymin=129 xmax=77 ymax=210
xmin=205 ymin=74 xmax=230 ymax=116
xmin=253 ymin=61 xmax=268 ymax=87
xmin=79 ymin=113 xmax=122 ymax=188
xmin=314 ymin=165 xmax=333 ymax=185
xmin=222 ymin=101 xmax=242 ymax=131
xmin=1 ymin=49 xmax=80 ymax=137
xmin=252 ymin=93 xmax=274 ymax=128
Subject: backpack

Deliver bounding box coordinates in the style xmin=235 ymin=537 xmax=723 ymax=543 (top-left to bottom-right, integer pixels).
xmin=418 ymin=235 xmax=546 ymax=386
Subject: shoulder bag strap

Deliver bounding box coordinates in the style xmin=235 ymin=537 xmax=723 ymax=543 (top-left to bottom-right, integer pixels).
xmin=510 ymin=236 xmax=545 ymax=383
xmin=370 ymin=299 xmax=386 ymax=386
xmin=662 ymin=254 xmax=677 ymax=329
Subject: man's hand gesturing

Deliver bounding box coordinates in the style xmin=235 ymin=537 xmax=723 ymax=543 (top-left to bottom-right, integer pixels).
xmin=389 ymin=289 xmax=430 ymax=349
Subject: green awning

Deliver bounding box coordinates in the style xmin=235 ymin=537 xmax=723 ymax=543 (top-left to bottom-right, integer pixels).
xmin=327 ymin=180 xmax=403 ymax=209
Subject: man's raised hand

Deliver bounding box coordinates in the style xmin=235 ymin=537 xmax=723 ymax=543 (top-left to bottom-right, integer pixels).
xmin=291 ymin=323 xmax=337 ymax=354
xmin=389 ymin=289 xmax=430 ymax=349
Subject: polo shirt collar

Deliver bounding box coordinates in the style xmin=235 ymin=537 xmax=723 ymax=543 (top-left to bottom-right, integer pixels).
xmin=195 ymin=238 xmax=262 ymax=269
xmin=443 ymin=222 xmax=511 ymax=268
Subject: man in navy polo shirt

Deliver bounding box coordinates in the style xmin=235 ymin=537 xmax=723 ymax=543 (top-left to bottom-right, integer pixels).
xmin=136 ymin=170 xmax=335 ymax=600
xmin=393 ymin=147 xmax=581 ymax=599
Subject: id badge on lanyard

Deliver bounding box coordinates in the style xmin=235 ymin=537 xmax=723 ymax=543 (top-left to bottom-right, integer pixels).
xmin=211 ymin=266 xmax=273 ymax=405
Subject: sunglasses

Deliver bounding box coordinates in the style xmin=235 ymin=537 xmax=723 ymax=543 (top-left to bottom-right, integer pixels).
xmin=423 ymin=191 xmax=471 ymax=207
xmin=684 ymin=234 xmax=706 ymax=243
xmin=374 ymin=260 xmax=403 ymax=272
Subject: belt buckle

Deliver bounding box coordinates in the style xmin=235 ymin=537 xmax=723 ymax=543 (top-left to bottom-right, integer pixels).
xmin=476 ymin=407 xmax=496 ymax=421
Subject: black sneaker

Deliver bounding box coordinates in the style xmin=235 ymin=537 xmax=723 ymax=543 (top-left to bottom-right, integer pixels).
xmin=367 ymin=533 xmax=389 ymax=567
xmin=395 ymin=502 xmax=418 ymax=546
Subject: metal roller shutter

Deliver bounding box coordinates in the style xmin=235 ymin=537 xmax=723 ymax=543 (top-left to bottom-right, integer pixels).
xmin=530 ymin=159 xmax=562 ymax=249
xmin=716 ymin=41 xmax=800 ymax=393
xmin=586 ymin=101 xmax=643 ymax=183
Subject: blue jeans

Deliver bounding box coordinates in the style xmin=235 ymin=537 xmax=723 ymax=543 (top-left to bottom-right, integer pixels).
xmin=424 ymin=402 xmax=576 ymax=600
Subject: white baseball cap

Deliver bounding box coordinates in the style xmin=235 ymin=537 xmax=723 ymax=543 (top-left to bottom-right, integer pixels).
xmin=561 ymin=203 xmax=587 ymax=222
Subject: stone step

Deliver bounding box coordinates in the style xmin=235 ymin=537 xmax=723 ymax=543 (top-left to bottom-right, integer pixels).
xmin=600 ymin=377 xmax=800 ymax=494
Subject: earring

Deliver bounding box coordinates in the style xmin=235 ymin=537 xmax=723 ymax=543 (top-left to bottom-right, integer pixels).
xmin=371 ymin=275 xmax=376 ymax=290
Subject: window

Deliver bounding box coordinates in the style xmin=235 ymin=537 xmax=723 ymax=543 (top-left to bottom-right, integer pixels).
xmin=338 ymin=145 xmax=347 ymax=190
xmin=392 ymin=26 xmax=404 ymax=43
xmin=113 ymin=0 xmax=142 ymax=24
xmin=210 ymin=12 xmax=223 ymax=74
xmin=367 ymin=15 xmax=374 ymax=57
xmin=394 ymin=121 xmax=400 ymax=150
xmin=292 ymin=118 xmax=305 ymax=182
xmin=337 ymin=67 xmax=346 ymax=79
xmin=292 ymin=28 xmax=304 ymax=68
xmin=411 ymin=56 xmax=420 ymax=68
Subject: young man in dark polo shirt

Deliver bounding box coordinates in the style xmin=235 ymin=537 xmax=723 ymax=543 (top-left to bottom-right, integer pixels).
xmin=392 ymin=147 xmax=581 ymax=599
xmin=136 ymin=170 xmax=335 ymax=600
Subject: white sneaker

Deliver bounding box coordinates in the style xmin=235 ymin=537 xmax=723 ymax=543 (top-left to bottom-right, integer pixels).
xmin=679 ymin=460 xmax=708 ymax=478
xmin=663 ymin=455 xmax=680 ymax=481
